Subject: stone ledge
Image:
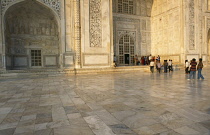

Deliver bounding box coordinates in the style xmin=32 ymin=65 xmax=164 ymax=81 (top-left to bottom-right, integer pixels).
xmin=0 ymin=66 xmax=150 ymax=77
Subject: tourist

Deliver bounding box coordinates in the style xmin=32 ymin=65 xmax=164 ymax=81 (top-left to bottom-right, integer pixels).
xmin=163 ymin=60 xmax=168 ymax=73
xmin=188 ymin=58 xmax=197 ymax=80
xmin=197 ymin=58 xmax=204 ymax=80
xmin=114 ymin=55 xmax=117 ymax=67
xmin=149 ymin=54 xmax=152 ymax=64
xmin=168 ymin=59 xmax=172 ymax=72
xmin=185 ymin=60 xmax=189 ymax=74
xmin=150 ymin=60 xmax=155 ymax=73
xmin=156 ymin=55 xmax=160 ymax=61
xmin=156 ymin=60 xmax=162 ymax=73
xmin=171 ymin=60 xmax=173 ymax=71
xmin=134 ymin=55 xmax=138 ymax=66
xmin=141 ymin=56 xmax=144 ymax=65
xmin=144 ymin=56 xmax=147 ymax=65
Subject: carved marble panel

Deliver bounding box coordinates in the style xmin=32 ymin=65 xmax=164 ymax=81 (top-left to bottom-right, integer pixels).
xmin=189 ymin=0 xmax=195 ymax=50
xmin=89 ymin=0 xmax=102 ymax=47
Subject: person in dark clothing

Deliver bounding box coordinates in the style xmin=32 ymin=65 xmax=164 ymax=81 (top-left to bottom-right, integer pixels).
xmin=188 ymin=58 xmax=197 ymax=80
xmin=163 ymin=60 xmax=168 ymax=73
xmin=197 ymin=58 xmax=204 ymax=80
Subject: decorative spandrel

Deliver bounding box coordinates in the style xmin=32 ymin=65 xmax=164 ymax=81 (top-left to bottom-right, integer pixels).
xmin=1 ymin=0 xmax=61 ymax=19
xmin=39 ymin=0 xmax=61 ymax=18
xmin=1 ymin=0 xmax=16 ymax=12
xmin=89 ymin=0 xmax=102 ymax=47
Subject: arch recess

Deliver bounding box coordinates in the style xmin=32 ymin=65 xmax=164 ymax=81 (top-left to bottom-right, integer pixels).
xmin=2 ymin=0 xmax=62 ymax=69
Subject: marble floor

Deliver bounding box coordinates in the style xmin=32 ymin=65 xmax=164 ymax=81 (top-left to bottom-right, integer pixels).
xmin=0 ymin=69 xmax=210 ymax=135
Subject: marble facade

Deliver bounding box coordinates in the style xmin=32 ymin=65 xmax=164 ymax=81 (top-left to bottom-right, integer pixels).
xmin=0 ymin=0 xmax=210 ymax=70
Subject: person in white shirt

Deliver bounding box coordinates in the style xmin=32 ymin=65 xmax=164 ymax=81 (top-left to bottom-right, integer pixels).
xmin=185 ymin=60 xmax=190 ymax=74
xmin=168 ymin=59 xmax=172 ymax=72
xmin=150 ymin=60 xmax=155 ymax=73
xmin=149 ymin=54 xmax=152 ymax=64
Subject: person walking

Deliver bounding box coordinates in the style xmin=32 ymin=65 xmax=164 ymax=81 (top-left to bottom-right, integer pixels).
xmin=150 ymin=60 xmax=155 ymax=73
xmin=149 ymin=54 xmax=152 ymax=64
xmin=188 ymin=58 xmax=197 ymax=80
xmin=168 ymin=59 xmax=172 ymax=72
xmin=197 ymin=58 xmax=204 ymax=80
xmin=134 ymin=55 xmax=138 ymax=66
xmin=185 ymin=60 xmax=189 ymax=74
xmin=163 ymin=60 xmax=168 ymax=73
xmin=156 ymin=60 xmax=162 ymax=73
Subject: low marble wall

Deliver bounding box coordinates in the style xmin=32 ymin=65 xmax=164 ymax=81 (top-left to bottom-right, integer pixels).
xmin=44 ymin=55 xmax=58 ymax=67
xmin=6 ymin=56 xmax=12 ymax=67
xmin=83 ymin=54 xmax=109 ymax=66
xmin=186 ymin=54 xmax=200 ymax=62
xmin=159 ymin=55 xmax=180 ymax=63
xmin=14 ymin=56 xmax=28 ymax=67
xmin=64 ymin=55 xmax=74 ymax=67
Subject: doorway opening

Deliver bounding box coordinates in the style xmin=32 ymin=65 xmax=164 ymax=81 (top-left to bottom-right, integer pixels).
xmin=118 ymin=34 xmax=134 ymax=66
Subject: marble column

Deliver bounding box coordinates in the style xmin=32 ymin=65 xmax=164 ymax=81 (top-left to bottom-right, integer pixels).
xmin=0 ymin=3 xmax=5 ymax=70
xmin=74 ymin=0 xmax=81 ymax=68
xmin=0 ymin=5 xmax=2 ymax=69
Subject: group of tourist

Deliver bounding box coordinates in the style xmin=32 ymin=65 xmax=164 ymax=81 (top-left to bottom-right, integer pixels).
xmin=134 ymin=54 xmax=160 ymax=66
xmin=150 ymin=59 xmax=173 ymax=73
xmin=185 ymin=58 xmax=204 ymax=80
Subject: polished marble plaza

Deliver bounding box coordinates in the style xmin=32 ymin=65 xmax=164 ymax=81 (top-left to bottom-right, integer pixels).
xmin=0 ymin=69 xmax=210 ymax=135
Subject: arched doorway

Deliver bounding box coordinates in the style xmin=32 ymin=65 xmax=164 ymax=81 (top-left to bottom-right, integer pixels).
xmin=4 ymin=1 xmax=59 ymax=69
xmin=117 ymin=34 xmax=135 ymax=65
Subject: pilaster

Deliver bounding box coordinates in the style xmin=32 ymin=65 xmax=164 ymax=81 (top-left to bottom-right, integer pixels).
xmin=74 ymin=0 xmax=81 ymax=68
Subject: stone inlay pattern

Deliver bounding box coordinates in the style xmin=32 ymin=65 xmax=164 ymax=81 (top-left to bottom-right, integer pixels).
xmin=0 ymin=69 xmax=210 ymax=134
xmin=189 ymin=0 xmax=195 ymax=50
xmin=89 ymin=0 xmax=102 ymax=47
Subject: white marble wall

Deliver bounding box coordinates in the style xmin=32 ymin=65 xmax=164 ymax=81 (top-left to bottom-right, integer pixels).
xmin=201 ymin=0 xmax=210 ymax=63
xmin=65 ymin=0 xmax=74 ymax=52
xmin=113 ymin=0 xmax=152 ymax=63
xmin=151 ymin=0 xmax=182 ymax=63
xmin=80 ymin=0 xmax=112 ymax=68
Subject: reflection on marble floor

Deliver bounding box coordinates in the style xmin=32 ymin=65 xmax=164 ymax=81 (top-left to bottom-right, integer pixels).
xmin=0 ymin=69 xmax=210 ymax=135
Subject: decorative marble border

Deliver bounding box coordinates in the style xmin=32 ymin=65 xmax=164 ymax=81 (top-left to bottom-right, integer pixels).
xmin=89 ymin=0 xmax=102 ymax=47
xmin=189 ymin=0 xmax=195 ymax=50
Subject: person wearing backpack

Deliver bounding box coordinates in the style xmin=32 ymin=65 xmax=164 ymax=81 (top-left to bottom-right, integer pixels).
xmin=197 ymin=58 xmax=204 ymax=80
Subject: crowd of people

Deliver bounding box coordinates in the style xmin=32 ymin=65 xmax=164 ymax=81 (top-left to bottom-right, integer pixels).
xmin=149 ymin=58 xmax=173 ymax=73
xmin=134 ymin=54 xmax=160 ymax=66
xmin=114 ymin=54 xmax=205 ymax=80
xmin=185 ymin=58 xmax=204 ymax=80
xmin=134 ymin=54 xmax=173 ymax=73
